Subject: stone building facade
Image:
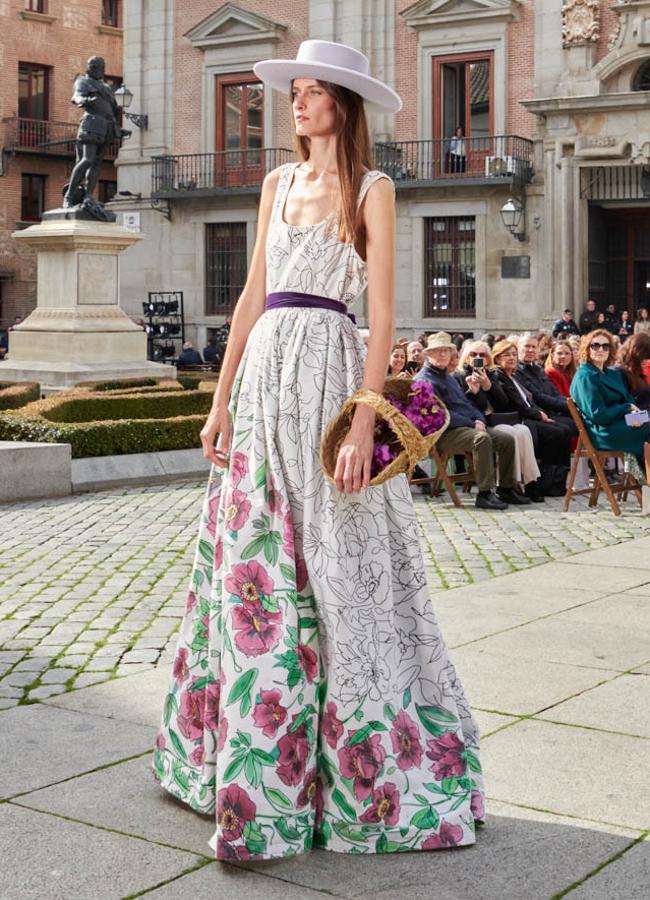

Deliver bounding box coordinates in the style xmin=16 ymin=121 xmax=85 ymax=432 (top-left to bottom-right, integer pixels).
xmin=116 ymin=0 xmax=650 ymax=350
xmin=0 ymin=0 xmax=123 ymax=329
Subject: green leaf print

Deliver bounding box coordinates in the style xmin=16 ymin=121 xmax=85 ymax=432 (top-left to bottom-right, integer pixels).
xmin=263 ymin=786 xmax=293 ymax=812
xmin=222 ymin=754 xmax=247 ymax=783
xmin=153 ymin=750 xmax=166 ymax=780
xmin=237 ymin=731 xmax=252 ymax=748
xmin=261 ymin=594 xmax=280 ymax=613
xmin=299 ymin=617 xmax=318 ymax=629
xmin=240 ymin=692 xmax=252 ymax=718
xmin=347 ymin=725 xmax=373 ymax=748
xmin=227 ymin=668 xmax=258 ymax=706
xmin=241 ymin=535 xmax=267 ymax=560
xmin=285 ymin=626 xmax=299 ymax=649
xmin=332 ymin=788 xmax=356 ymax=822
xmin=263 ymin=533 xmax=280 ymax=566
xmin=190 ymin=633 xmax=208 ymax=653
xmin=333 ymin=821 xmax=367 ymax=844
xmin=368 ymin=721 xmax=388 ymax=732
xmin=244 ymin=752 xmax=263 ymax=789
xmin=171 ymin=760 xmax=190 ymax=794
xmin=415 ymin=706 xmax=455 ymax=737
xmin=465 ymin=750 xmax=482 ymax=773
xmin=442 ymin=777 xmax=461 ymax=796
xmin=410 ymin=806 xmax=440 ymax=830
xmin=252 ymin=748 xmax=276 ymax=766
xmin=414 ymin=794 xmax=430 ymax=806
xmin=375 ymin=833 xmax=388 ymax=853
xmin=243 ymin=820 xmax=267 ymax=855
xmin=279 ymin=563 xmax=296 ymax=585
xmin=402 ymin=687 xmax=412 ymax=709
xmin=423 ymin=782 xmax=448 ymax=796
xmin=168 ymin=728 xmax=187 ymax=761
xmin=163 ymin=692 xmax=178 ymax=727
xmin=198 ymin=539 xmax=213 ymax=564
xmin=289 ymin=704 xmax=316 ymax=733
xmin=275 ymin=818 xmax=301 ymax=842
xmin=416 ymin=703 xmax=458 ymax=725
xmin=253 ymin=461 xmax=267 ymax=489
xmin=188 ymin=674 xmax=215 ymax=692
xmin=383 ymin=703 xmax=397 ymax=722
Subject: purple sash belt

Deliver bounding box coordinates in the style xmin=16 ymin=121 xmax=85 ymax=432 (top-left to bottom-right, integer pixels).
xmin=265 ymin=291 xmax=356 ymax=325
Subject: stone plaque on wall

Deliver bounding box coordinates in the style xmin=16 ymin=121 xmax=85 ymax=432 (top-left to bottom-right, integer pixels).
xmin=77 ymin=253 xmax=118 ymax=305
xmin=501 ymin=255 xmax=531 ymax=279
xmin=562 ymin=0 xmax=600 ymax=48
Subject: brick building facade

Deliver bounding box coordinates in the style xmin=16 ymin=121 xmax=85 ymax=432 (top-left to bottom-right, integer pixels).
xmin=0 ymin=0 xmax=122 ymax=330
xmin=116 ymin=1 xmax=650 ymax=351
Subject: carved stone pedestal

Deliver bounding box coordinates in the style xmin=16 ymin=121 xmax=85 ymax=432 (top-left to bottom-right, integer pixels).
xmin=0 ymin=220 xmax=173 ymax=393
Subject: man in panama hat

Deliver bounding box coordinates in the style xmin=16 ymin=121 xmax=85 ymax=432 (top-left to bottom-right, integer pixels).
xmin=415 ymin=333 xmax=527 ymax=509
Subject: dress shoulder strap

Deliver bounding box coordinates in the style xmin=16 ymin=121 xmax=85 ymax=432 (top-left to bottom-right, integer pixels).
xmin=271 ymin=162 xmax=299 ymax=221
xmin=357 ymin=170 xmax=393 ymax=208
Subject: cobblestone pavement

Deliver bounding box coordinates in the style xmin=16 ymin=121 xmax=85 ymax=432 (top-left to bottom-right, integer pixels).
xmin=1 ymin=480 xmax=649 ymax=710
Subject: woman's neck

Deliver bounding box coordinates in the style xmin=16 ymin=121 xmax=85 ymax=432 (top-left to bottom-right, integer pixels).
xmin=302 ymin=136 xmax=338 ymax=177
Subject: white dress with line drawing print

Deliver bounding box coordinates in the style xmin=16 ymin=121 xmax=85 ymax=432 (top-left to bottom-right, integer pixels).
xmin=153 ymin=161 xmax=485 ymax=861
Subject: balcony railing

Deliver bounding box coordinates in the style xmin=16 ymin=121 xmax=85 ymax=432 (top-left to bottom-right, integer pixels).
xmin=374 ymin=136 xmax=534 ymax=187
xmin=152 ymin=148 xmax=294 ymax=197
xmin=3 ymin=117 xmax=119 ymax=160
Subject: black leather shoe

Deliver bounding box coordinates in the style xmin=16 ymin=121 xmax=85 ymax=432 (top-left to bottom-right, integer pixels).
xmin=475 ymin=490 xmax=508 ymax=510
xmin=497 ymin=488 xmax=532 ymax=506
xmin=524 ymin=481 xmax=545 ymax=502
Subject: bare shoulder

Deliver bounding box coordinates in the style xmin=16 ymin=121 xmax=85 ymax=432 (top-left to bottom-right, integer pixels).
xmin=363 ymin=175 xmax=395 ymax=225
xmin=262 ymin=164 xmax=290 ymax=194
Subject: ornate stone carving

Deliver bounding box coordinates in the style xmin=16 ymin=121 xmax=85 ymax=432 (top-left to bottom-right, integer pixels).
xmin=562 ymin=0 xmax=600 ymax=48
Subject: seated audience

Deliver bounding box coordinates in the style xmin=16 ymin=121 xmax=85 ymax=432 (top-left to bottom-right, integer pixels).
xmin=491 ymin=340 xmax=572 ymax=496
xmin=544 ymin=341 xmax=576 ymax=397
xmin=618 ymin=332 xmax=650 ymax=410
xmin=177 ymin=341 xmax=203 ymax=368
xmin=552 ymin=309 xmax=580 ymax=338
xmin=202 ymin=338 xmax=223 ymax=366
xmin=414 ymin=332 xmax=524 ymax=510
xmin=404 ymin=340 xmax=424 ymax=375
xmin=571 ymin=329 xmax=650 ymax=468
xmin=579 ymin=299 xmax=598 ymax=335
xmin=634 ymin=307 xmax=650 ymax=335
xmin=517 ymin=335 xmax=577 ymax=441
xmin=456 ymin=341 xmax=540 ymax=501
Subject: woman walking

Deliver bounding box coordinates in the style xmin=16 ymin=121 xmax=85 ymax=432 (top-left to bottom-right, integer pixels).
xmin=153 ymin=40 xmax=484 ymax=860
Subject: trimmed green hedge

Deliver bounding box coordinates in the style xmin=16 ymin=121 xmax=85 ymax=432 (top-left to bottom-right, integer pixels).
xmin=0 ymin=387 xmax=213 ymax=458
xmin=0 ymin=382 xmax=40 ymax=411
xmin=177 ymin=372 xmax=219 ymax=390
xmin=78 ymin=377 xmax=163 ymax=392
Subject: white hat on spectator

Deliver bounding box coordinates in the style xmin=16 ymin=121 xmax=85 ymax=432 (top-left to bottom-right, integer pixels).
xmin=425 ymin=332 xmax=456 ymax=352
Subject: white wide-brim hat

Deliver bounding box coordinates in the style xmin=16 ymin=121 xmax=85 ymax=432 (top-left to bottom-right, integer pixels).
xmin=254 ymin=40 xmax=402 ymax=114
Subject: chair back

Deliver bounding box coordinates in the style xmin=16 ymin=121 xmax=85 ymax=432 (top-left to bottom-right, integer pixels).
xmin=566 ymin=397 xmax=594 ymax=454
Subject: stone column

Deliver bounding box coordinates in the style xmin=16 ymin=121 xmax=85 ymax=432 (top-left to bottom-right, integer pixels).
xmin=0 ymin=220 xmax=173 ymax=392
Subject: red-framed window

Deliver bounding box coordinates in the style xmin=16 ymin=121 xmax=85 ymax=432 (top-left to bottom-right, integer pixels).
xmin=18 ymin=62 xmax=50 ymax=120
xmin=25 ymin=0 xmax=47 ymax=12
xmin=102 ymin=0 xmax=120 ymax=27
xmin=424 ymin=217 xmax=476 ymax=318
xmin=433 ymin=52 xmax=493 ymax=145
xmin=216 ymin=73 xmax=264 ymax=184
xmin=205 ymin=223 xmax=247 ymax=315
xmin=21 ymin=174 xmax=46 ymax=222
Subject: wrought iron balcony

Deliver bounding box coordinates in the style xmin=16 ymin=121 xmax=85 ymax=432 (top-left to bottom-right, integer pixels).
xmin=374 ymin=136 xmax=534 ymax=188
xmin=3 ymin=117 xmax=119 ymax=160
xmin=151 ymin=148 xmax=294 ymax=197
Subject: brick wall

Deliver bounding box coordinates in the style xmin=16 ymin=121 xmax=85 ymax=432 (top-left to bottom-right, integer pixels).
xmin=173 ymin=1 xmax=310 ymax=156
xmin=596 ymin=0 xmax=620 ymax=62
xmin=0 ymin=0 xmax=122 ymax=327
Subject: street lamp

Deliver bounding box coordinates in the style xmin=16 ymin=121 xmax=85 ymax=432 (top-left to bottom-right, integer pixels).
xmin=114 ymin=84 xmax=148 ymax=130
xmin=500 ymin=196 xmax=526 ymax=242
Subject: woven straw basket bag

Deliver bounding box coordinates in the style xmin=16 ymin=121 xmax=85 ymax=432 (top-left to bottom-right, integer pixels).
xmin=320 ymin=376 xmax=450 ymax=487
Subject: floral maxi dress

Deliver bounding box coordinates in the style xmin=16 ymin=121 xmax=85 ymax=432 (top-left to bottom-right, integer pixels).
xmin=153 ymin=162 xmax=485 ymax=860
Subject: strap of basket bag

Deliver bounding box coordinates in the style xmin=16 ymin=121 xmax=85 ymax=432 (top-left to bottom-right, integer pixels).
xmin=346 ymin=389 xmax=427 ymax=477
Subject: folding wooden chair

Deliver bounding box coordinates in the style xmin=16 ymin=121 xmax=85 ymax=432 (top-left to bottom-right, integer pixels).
xmin=563 ymin=398 xmax=643 ymax=516
xmin=409 ymin=448 xmax=475 ymax=507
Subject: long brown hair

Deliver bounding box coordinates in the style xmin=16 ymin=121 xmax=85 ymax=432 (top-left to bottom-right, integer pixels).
xmin=292 ymin=80 xmax=373 ymax=244
xmin=545 ymin=340 xmax=577 ymax=380
xmin=619 ymin=332 xmax=650 ymax=391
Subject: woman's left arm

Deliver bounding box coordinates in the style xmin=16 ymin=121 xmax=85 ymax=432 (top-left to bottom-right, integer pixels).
xmin=333 ymin=177 xmax=396 ymax=493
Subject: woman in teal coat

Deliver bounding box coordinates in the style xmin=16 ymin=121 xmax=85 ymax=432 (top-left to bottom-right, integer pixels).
xmin=571 ymin=329 xmax=649 ymax=461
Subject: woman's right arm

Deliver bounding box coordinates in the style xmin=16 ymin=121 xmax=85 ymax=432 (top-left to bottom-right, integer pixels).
xmin=199 ymin=168 xmax=281 ymax=465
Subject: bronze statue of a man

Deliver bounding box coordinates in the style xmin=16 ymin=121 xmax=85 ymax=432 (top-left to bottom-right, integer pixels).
xmin=63 ymin=56 xmax=130 ymax=210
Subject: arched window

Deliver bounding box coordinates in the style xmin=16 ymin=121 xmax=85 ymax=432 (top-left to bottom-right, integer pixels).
xmin=632 ymin=60 xmax=650 ymax=91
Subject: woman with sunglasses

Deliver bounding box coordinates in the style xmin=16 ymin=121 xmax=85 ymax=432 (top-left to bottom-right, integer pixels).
xmin=571 ymin=329 xmax=650 ymax=466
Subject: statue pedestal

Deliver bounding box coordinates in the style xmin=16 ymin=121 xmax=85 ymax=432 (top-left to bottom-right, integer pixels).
xmin=0 ymin=220 xmax=174 ymax=393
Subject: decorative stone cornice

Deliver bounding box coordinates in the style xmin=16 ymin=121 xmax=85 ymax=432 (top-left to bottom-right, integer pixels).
xmin=562 ymin=0 xmax=600 ymax=48
xmin=401 ymin=0 xmax=519 ymax=30
xmin=522 ymin=90 xmax=650 ymax=116
xmin=17 ymin=308 xmax=143 ymax=333
xmin=184 ymin=3 xmax=287 ymax=50
xmin=11 ymin=221 xmax=143 ymax=254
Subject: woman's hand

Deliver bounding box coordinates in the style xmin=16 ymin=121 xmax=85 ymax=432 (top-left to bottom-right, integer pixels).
xmin=200 ymin=406 xmax=233 ymax=467
xmin=334 ymin=412 xmax=374 ymax=493
xmin=540 ymin=411 xmax=554 ymax=423
xmin=478 ymin=369 xmax=491 ymax=390
xmin=466 ymin=374 xmax=481 ymax=394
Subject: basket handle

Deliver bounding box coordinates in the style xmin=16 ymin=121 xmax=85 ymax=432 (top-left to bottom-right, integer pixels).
xmin=347 ymin=388 xmax=426 ymax=472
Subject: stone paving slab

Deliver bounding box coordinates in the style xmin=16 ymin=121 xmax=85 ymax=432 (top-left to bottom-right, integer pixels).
xmin=482 ymin=719 xmax=650 ymax=831
xmin=568 ymin=837 xmax=650 ymax=900
xmin=239 ymin=812 xmax=638 ymax=900
xmin=449 ymin=645 xmax=619 ymax=716
xmin=562 ymin=535 xmax=650 ymax=570
xmin=0 ymin=803 xmax=200 ymax=900
xmin=0 ymin=704 xmax=153 ymax=799
xmin=536 ymin=674 xmax=650 ymax=738
xmin=19 ymin=754 xmax=215 ymax=858
xmin=144 ymin=862 xmax=344 ymax=899
xmin=471 ymin=709 xmax=518 ymax=737
xmin=554 ymin=591 xmax=650 ymax=632
xmin=44 ymin=665 xmax=169 ymax=728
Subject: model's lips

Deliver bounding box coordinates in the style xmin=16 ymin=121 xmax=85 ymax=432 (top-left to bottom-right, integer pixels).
xmin=295 ymin=116 xmax=308 ymax=122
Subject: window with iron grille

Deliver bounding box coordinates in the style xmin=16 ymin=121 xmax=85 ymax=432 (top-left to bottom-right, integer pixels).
xmin=205 ymin=223 xmax=247 ymax=315
xmin=102 ymin=0 xmax=120 ymax=27
xmin=424 ymin=217 xmax=476 ymax=317
xmin=25 ymin=0 xmax=47 ymax=12
xmin=21 ymin=174 xmax=46 ymax=221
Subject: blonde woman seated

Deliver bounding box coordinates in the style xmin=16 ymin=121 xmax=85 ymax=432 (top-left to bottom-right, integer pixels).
xmin=455 ymin=340 xmax=541 ymax=500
